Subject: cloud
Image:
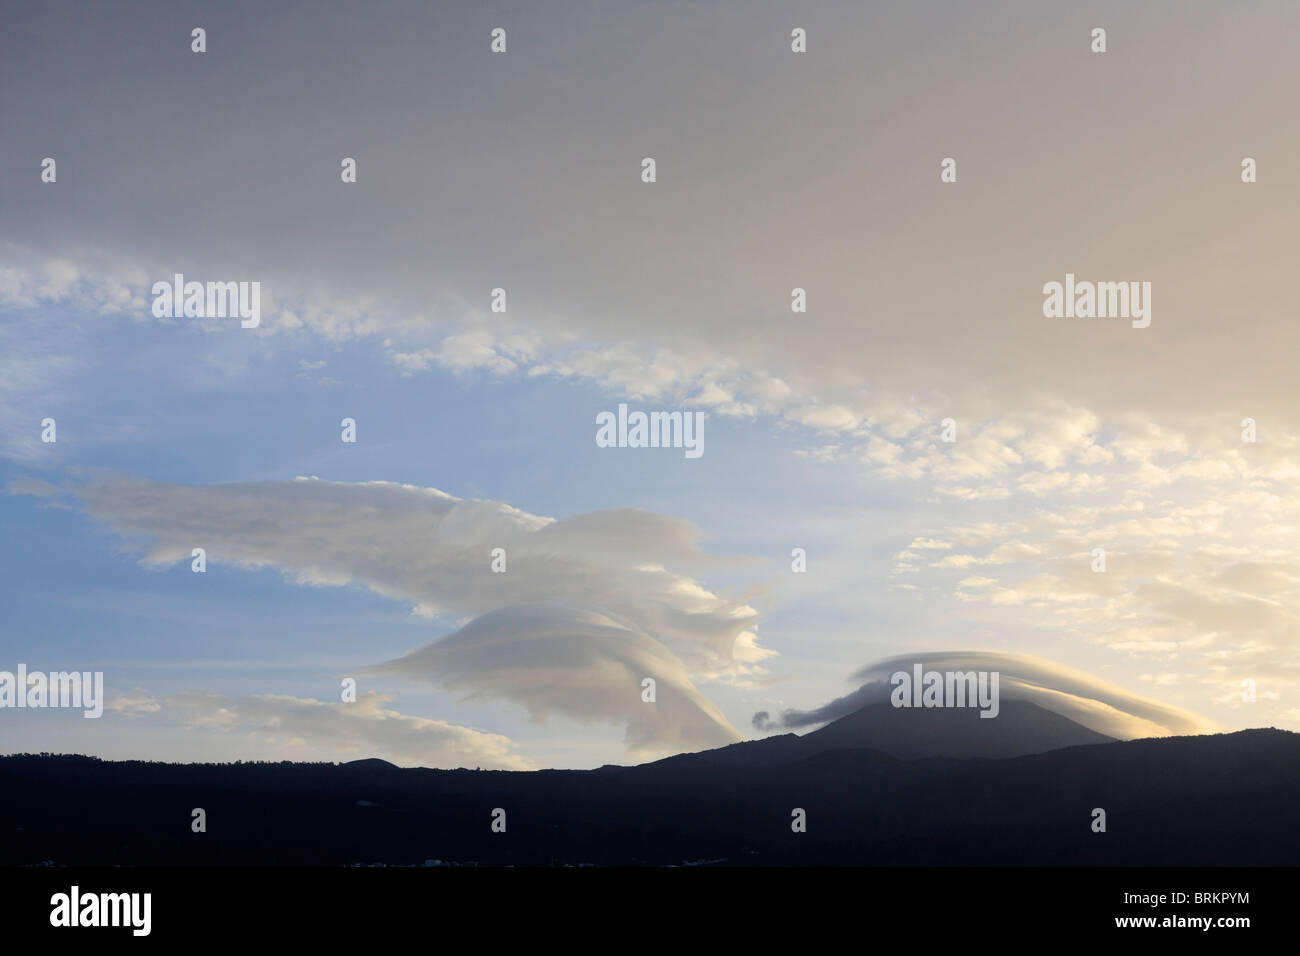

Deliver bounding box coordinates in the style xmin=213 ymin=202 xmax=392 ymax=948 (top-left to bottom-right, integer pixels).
xmin=6 ymin=0 xmax=1300 ymax=753
xmin=890 ymin=491 xmax=1300 ymax=705
xmin=756 ymin=651 xmax=1216 ymax=740
xmin=5 ymin=3 xmax=1300 ymax=519
xmin=108 ymin=689 xmax=528 ymax=769
xmin=18 ymin=473 xmax=760 ymax=755
xmin=367 ymin=603 xmax=742 ymax=756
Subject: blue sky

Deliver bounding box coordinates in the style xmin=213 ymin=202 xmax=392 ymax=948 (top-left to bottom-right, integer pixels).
xmin=3 ymin=0 xmax=1297 ymax=768
xmin=2 ymin=297 xmax=904 ymax=765
xmin=0 ymin=293 xmax=1265 ymax=765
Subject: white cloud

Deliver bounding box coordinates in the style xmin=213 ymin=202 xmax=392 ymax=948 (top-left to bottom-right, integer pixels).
xmin=368 ymin=603 xmax=742 ymax=757
xmin=771 ymin=650 xmax=1216 ymax=740
xmin=108 ymin=690 xmax=529 ymax=769
xmin=20 ymin=473 xmax=763 ymax=755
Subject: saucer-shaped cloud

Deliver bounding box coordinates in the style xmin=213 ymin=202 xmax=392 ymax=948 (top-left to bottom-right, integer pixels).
xmin=368 ymin=603 xmax=743 ymax=756
xmin=758 ymin=650 xmax=1215 ymax=740
xmin=17 ymin=474 xmax=758 ymax=755
xmin=23 ymin=473 xmax=759 ymax=674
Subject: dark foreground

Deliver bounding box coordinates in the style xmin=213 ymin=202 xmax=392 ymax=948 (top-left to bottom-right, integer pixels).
xmin=2 ymin=728 xmax=1297 ymax=866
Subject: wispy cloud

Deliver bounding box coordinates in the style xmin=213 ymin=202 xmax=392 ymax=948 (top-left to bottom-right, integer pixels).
xmin=109 ymin=689 xmax=529 ymax=769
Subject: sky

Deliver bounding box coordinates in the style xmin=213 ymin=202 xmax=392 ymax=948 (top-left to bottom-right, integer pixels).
xmin=1 ymin=0 xmax=1296 ymax=769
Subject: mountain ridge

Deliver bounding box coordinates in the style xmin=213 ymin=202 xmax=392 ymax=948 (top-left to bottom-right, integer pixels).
xmin=641 ymin=697 xmax=1115 ymax=769
xmin=3 ymin=728 xmax=1296 ymax=866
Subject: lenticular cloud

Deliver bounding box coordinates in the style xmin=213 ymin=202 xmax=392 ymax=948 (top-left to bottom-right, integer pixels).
xmin=760 ymin=650 xmax=1215 ymax=740
xmin=369 ymin=603 xmax=743 ymax=754
xmin=17 ymin=473 xmax=757 ymax=754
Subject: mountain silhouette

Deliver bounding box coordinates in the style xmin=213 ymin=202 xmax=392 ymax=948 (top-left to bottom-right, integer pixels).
xmin=3 ymin=726 xmax=1296 ymax=866
xmin=651 ymin=699 xmax=1116 ymax=767
xmin=801 ymin=698 xmax=1116 ymax=758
